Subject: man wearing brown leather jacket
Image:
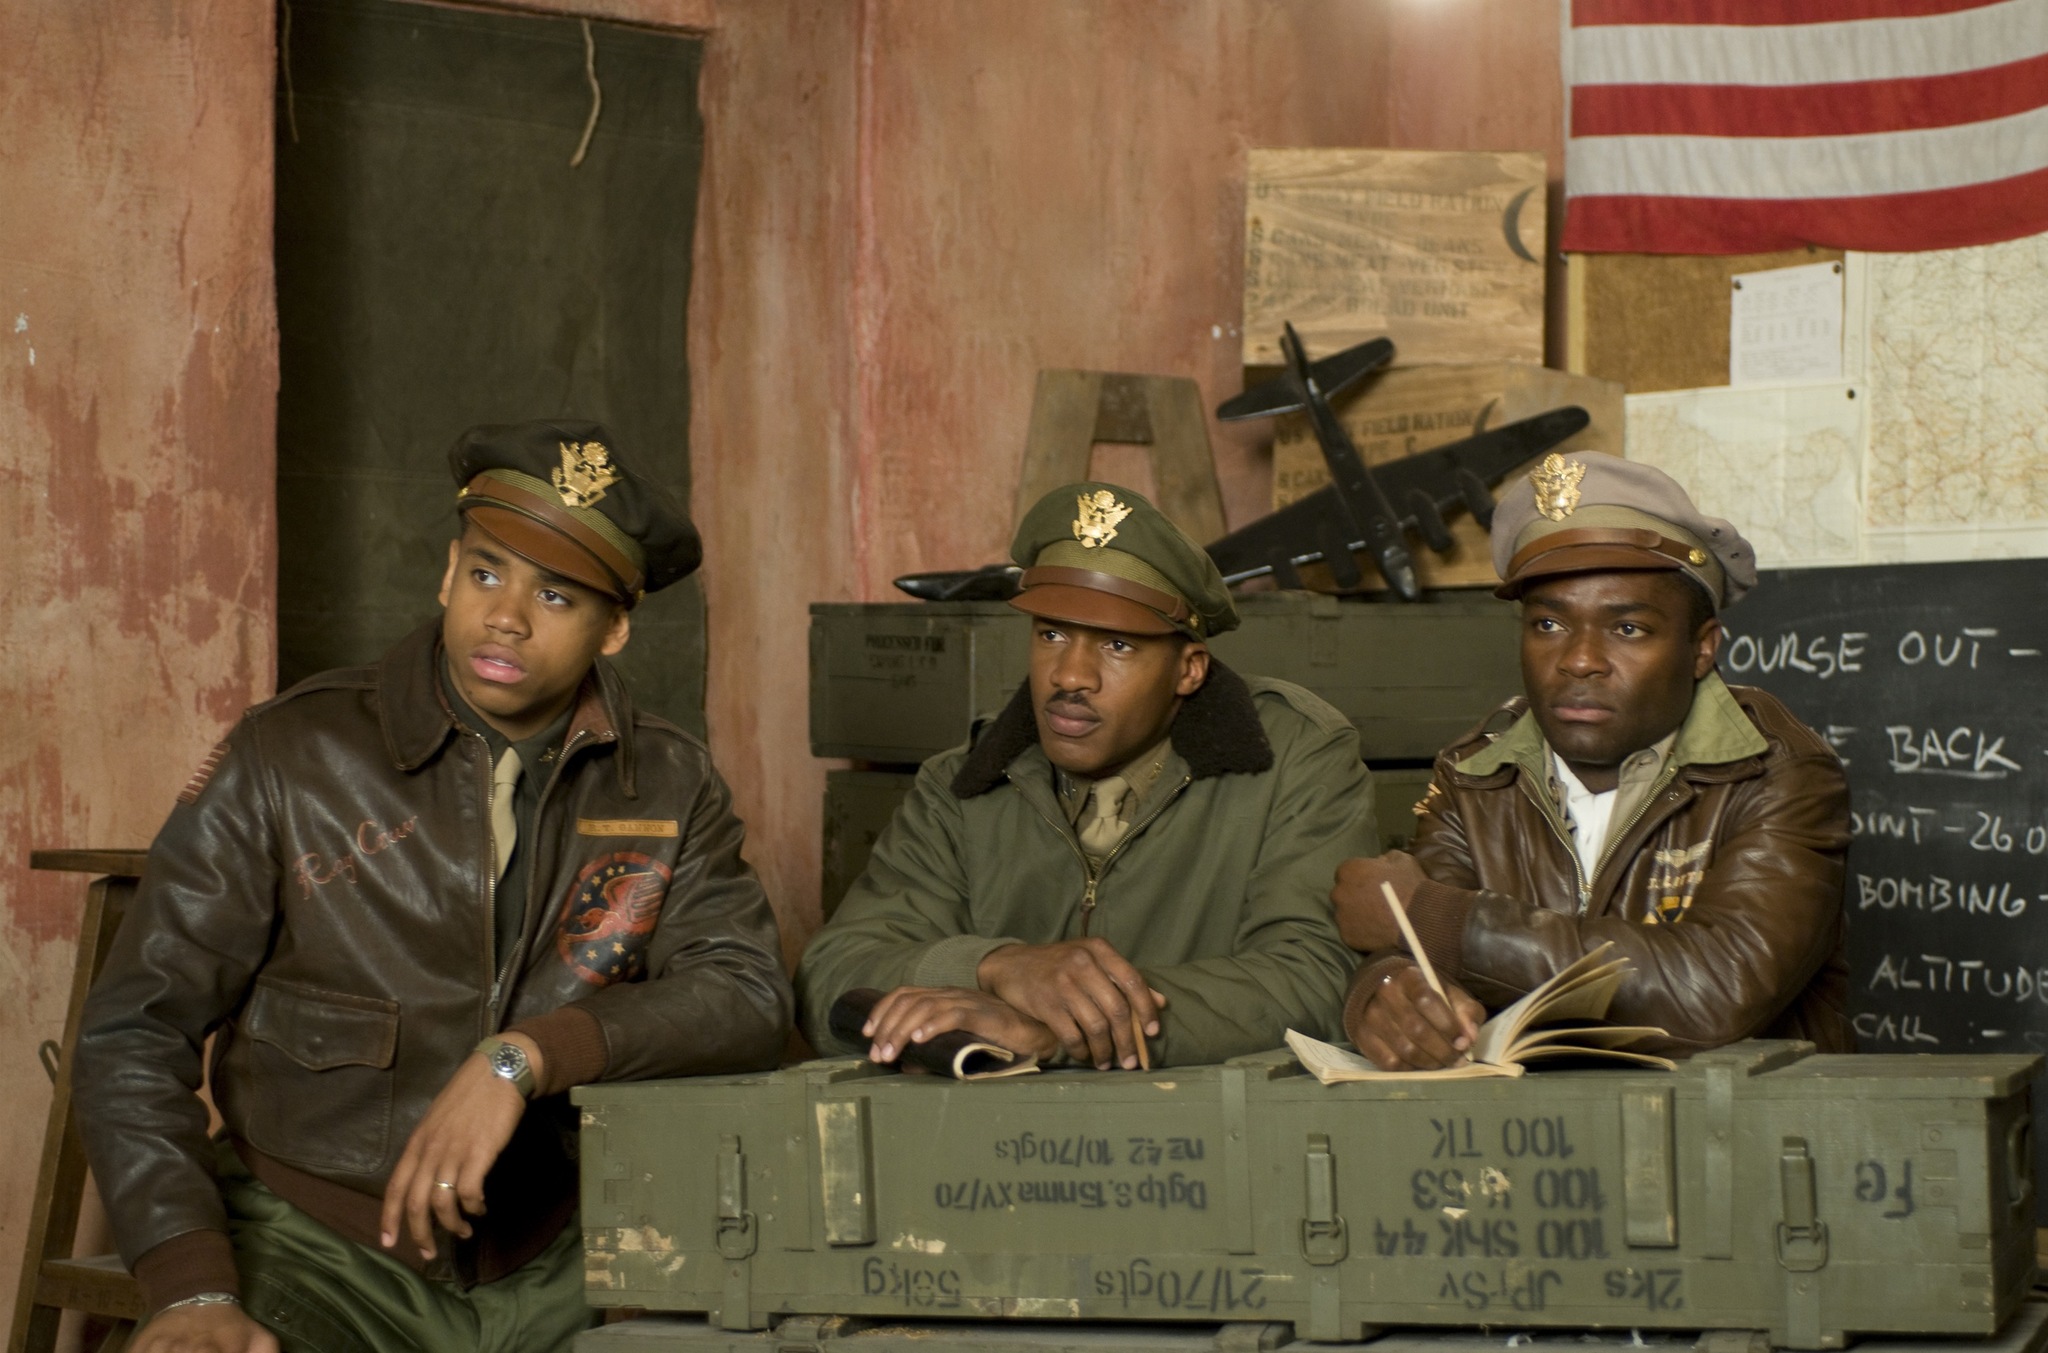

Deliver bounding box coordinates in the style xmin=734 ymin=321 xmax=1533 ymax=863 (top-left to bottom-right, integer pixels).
xmin=1331 ymin=451 xmax=1851 ymax=1071
xmin=73 ymin=422 xmax=792 ymax=1353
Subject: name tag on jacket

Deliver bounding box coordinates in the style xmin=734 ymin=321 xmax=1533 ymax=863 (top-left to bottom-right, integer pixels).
xmin=577 ymin=818 xmax=680 ymax=837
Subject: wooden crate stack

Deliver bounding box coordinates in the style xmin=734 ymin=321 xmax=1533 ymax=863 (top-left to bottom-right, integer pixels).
xmin=1243 ymin=148 xmax=1621 ymax=592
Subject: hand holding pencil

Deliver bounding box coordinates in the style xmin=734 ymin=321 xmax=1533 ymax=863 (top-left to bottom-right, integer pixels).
xmin=1328 ymin=852 xmax=1485 ymax=1070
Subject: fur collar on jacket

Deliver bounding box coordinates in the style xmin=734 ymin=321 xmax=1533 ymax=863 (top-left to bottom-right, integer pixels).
xmin=951 ymin=659 xmax=1273 ymax=798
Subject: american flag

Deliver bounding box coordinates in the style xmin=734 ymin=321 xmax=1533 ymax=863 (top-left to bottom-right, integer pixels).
xmin=1562 ymin=0 xmax=2048 ymax=254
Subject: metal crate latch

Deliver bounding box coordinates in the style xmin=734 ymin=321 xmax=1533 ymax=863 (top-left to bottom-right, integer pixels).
xmin=717 ymin=1133 xmax=759 ymax=1260
xmin=1775 ymin=1136 xmax=1829 ymax=1272
xmin=1301 ymin=1133 xmax=1348 ymax=1265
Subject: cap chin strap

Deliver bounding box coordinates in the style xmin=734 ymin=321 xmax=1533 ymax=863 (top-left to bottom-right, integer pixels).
xmin=1018 ymin=565 xmax=1196 ymax=630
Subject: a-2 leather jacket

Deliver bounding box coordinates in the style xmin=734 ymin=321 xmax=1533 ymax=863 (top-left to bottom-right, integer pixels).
xmin=1346 ymin=674 xmax=1853 ymax=1056
xmin=74 ymin=621 xmax=792 ymax=1309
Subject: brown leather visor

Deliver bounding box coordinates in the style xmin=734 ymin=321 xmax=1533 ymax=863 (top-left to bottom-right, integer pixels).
xmin=461 ymin=505 xmax=633 ymax=604
xmin=1495 ymin=527 xmax=1697 ymax=599
xmin=456 ymin=473 xmax=646 ymax=603
xmin=1007 ymin=584 xmax=1180 ymax=636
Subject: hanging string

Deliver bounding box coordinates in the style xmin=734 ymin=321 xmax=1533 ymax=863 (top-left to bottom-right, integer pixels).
xmin=569 ymin=19 xmax=602 ymax=169
xmin=281 ymin=0 xmax=300 ymax=144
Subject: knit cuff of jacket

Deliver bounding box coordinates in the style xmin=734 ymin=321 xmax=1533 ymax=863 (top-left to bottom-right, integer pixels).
xmin=1340 ymin=951 xmax=1414 ymax=1046
xmin=134 ymin=1227 xmax=240 ymax=1315
xmin=912 ymin=934 xmax=1027 ymax=992
xmin=1405 ymin=878 xmax=1476 ymax=987
xmin=510 ymin=1004 xmax=609 ymax=1097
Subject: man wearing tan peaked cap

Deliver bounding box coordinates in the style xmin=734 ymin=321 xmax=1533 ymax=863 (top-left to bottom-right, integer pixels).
xmin=798 ymin=482 xmax=1377 ymax=1071
xmin=1331 ymin=451 xmax=1853 ymax=1072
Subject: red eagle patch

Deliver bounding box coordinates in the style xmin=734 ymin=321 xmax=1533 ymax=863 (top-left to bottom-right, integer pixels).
xmin=556 ymin=851 xmax=672 ymax=986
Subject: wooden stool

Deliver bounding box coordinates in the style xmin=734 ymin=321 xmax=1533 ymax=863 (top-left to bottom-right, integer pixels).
xmin=8 ymin=850 xmax=149 ymax=1353
xmin=1016 ymin=369 xmax=1228 ymax=544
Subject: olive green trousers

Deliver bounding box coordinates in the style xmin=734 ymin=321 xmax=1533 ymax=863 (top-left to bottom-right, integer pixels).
xmin=219 ymin=1152 xmax=594 ymax=1353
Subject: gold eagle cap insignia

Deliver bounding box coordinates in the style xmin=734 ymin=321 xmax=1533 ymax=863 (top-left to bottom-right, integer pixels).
xmin=1529 ymin=453 xmax=1587 ymax=522
xmin=552 ymin=441 xmax=621 ymax=509
xmin=1072 ymin=490 xmax=1132 ymax=549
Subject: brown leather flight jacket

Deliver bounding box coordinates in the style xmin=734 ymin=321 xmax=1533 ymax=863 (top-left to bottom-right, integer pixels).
xmin=75 ymin=621 xmax=792 ymax=1304
xmin=1348 ymin=678 xmax=1853 ymax=1056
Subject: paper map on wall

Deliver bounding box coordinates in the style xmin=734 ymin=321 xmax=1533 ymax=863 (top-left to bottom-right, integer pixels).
xmin=1853 ymin=234 xmax=2048 ymax=560
xmin=1615 ymin=230 xmax=2048 ymax=569
xmin=1625 ymin=382 xmax=1864 ymax=569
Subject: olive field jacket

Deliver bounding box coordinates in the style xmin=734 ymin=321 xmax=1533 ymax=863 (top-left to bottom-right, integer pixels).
xmin=797 ymin=665 xmax=1377 ymax=1066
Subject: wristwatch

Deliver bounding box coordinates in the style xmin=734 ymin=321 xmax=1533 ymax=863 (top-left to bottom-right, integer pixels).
xmin=160 ymin=1292 xmax=239 ymax=1314
xmin=477 ymin=1036 xmax=536 ymax=1098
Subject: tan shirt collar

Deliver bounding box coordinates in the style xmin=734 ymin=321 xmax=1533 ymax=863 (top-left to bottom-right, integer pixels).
xmin=1056 ymin=736 xmax=1174 ymax=829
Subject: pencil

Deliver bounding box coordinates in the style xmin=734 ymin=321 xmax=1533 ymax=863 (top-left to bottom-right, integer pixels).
xmin=1130 ymin=1008 xmax=1152 ymax=1071
xmin=1381 ymin=880 xmax=1447 ymax=1000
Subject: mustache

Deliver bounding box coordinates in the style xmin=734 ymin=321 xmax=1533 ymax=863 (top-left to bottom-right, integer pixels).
xmin=1044 ymin=692 xmax=1096 ymax=715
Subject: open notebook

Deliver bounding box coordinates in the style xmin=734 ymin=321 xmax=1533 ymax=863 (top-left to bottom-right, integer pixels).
xmin=1287 ymin=943 xmax=1676 ymax=1082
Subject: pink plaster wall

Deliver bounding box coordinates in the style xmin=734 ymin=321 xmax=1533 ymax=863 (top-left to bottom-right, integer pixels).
xmin=0 ymin=0 xmax=278 ymax=1311
xmin=1385 ymin=0 xmax=1567 ymax=366
xmin=694 ymin=0 xmax=1399 ymax=959
xmin=693 ymin=0 xmax=867 ymax=968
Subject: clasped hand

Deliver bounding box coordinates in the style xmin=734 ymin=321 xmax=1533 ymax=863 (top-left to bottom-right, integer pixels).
xmin=862 ymin=938 xmax=1166 ymax=1070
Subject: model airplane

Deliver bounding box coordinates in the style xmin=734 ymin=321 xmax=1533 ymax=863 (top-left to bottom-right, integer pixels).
xmin=1207 ymin=323 xmax=1590 ymax=601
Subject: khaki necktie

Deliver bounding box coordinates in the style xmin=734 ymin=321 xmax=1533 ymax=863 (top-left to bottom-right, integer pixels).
xmin=1078 ymin=775 xmax=1132 ymax=856
xmin=490 ymin=746 xmax=522 ymax=881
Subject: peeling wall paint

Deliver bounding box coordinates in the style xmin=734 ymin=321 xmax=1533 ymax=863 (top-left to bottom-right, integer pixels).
xmin=0 ymin=0 xmax=277 ymax=1310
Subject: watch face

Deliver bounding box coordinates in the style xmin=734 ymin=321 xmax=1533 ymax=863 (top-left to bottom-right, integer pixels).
xmin=490 ymin=1042 xmax=528 ymax=1078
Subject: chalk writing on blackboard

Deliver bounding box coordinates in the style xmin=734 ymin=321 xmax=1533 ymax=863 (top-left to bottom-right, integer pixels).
xmin=1719 ymin=559 xmax=2048 ymax=1218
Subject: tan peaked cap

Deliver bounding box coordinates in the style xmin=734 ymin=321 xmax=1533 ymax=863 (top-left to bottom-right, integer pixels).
xmin=1490 ymin=451 xmax=1758 ymax=609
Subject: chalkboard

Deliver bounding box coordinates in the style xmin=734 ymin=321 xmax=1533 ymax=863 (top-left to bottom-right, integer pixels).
xmin=1722 ymin=557 xmax=2048 ymax=1218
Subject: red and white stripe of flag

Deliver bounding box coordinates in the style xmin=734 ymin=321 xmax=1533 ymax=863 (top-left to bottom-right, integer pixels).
xmin=1562 ymin=0 xmax=2048 ymax=254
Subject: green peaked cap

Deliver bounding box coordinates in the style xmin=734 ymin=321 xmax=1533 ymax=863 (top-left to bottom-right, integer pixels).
xmin=1007 ymin=482 xmax=1238 ymax=638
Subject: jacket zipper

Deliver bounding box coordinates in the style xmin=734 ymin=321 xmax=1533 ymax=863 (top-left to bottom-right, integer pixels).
xmin=1018 ymin=773 xmax=1192 ymax=937
xmin=1520 ymin=761 xmax=1682 ymax=916
xmin=468 ymin=730 xmax=501 ymax=1030
xmin=1516 ymin=774 xmax=1590 ymax=912
xmin=1590 ymin=764 xmax=1681 ymax=897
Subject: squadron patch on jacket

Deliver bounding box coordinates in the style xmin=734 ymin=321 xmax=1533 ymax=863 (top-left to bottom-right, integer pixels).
xmin=178 ymin=741 xmax=231 ymax=805
xmin=1645 ymin=839 xmax=1713 ymax=923
xmin=557 ymin=851 xmax=672 ymax=986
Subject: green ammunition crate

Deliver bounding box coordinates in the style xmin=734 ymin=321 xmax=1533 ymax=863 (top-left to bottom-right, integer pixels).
xmin=576 ymin=1042 xmax=2038 ymax=1349
xmin=808 ymin=595 xmax=1520 ymax=764
xmin=810 ymin=604 xmax=1033 ymax=764
xmin=822 ymin=771 xmax=919 ymax=920
xmin=577 ymin=1306 xmax=2048 ymax=1353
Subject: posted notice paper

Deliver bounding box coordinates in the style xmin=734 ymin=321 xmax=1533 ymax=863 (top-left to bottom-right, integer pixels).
xmin=1730 ymin=261 xmax=1844 ymax=386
